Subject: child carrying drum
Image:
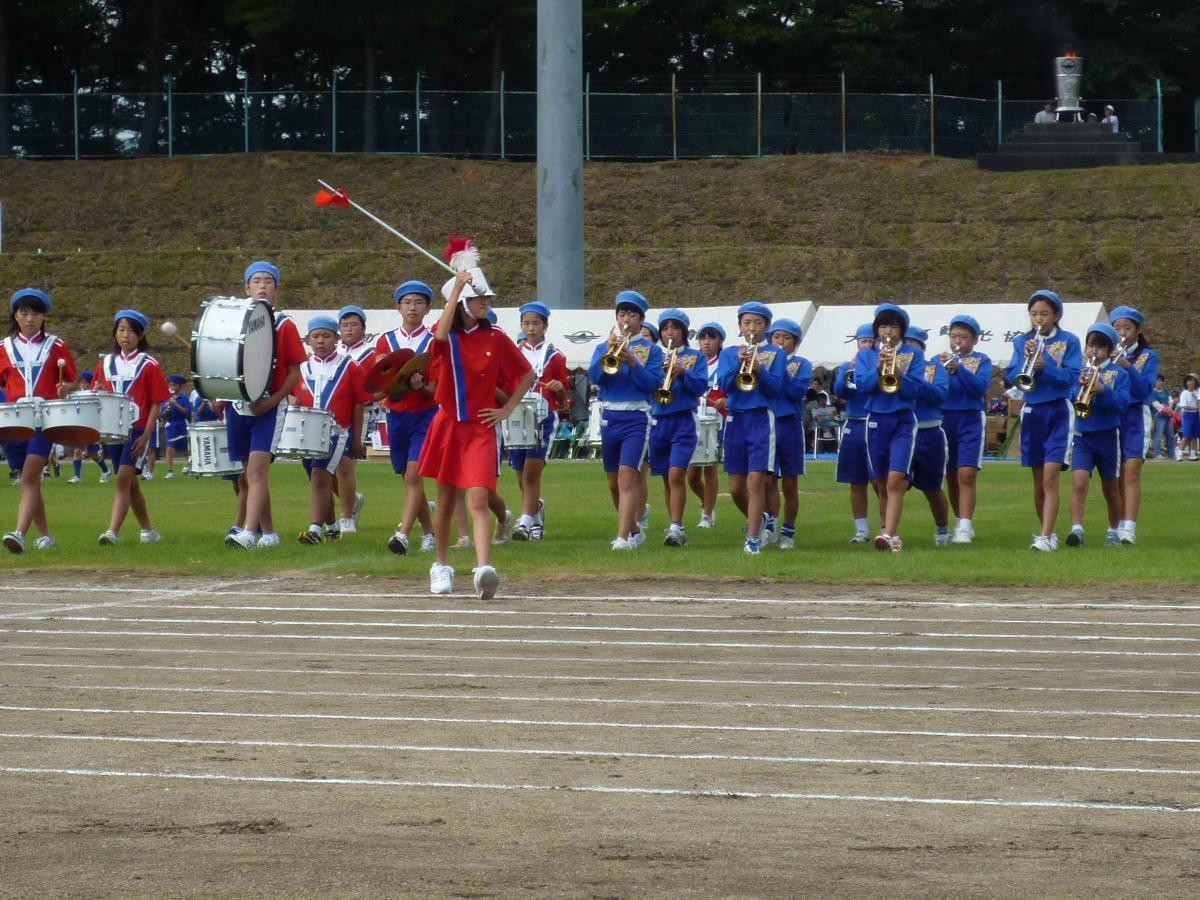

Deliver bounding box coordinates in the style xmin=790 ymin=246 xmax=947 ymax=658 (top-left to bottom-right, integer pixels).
xmin=687 ymin=322 xmax=727 ymax=529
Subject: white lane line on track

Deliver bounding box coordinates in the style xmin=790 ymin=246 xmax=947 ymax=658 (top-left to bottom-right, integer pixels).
xmin=5 ymin=704 xmax=1199 ymax=745
xmin=1 ymin=765 xmax=1195 ymax=813
xmin=5 ymin=627 xmax=1200 ymax=657
xmin=7 ymin=660 xmax=1200 ymax=697
xmin=11 ymin=584 xmax=1200 ymax=612
xmin=21 ymin=614 xmax=1200 ymax=645
xmin=0 ymin=580 xmax=275 ymax=620
xmin=5 ymin=732 xmax=1200 ymax=777
xmin=6 ymin=643 xmax=1197 ymax=678
xmin=15 ymin=682 xmax=1200 ymax=721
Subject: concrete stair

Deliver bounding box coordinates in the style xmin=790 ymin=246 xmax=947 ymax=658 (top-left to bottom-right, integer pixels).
xmin=976 ymin=122 xmax=1194 ymax=171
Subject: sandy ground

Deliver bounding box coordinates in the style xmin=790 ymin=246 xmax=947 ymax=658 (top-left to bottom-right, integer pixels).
xmin=2 ymin=575 xmax=1198 ymax=898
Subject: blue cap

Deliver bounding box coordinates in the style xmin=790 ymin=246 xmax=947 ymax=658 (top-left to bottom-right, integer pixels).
xmin=394 ymin=280 xmax=433 ymax=303
xmin=737 ymin=301 xmax=773 ymax=325
xmin=949 ymin=314 xmax=981 ymax=337
xmin=658 ymin=307 xmax=690 ymax=330
xmin=168 ymin=374 xmax=185 ymax=385
xmin=338 ymin=304 xmax=366 ymax=324
xmin=697 ymin=321 xmax=726 ymax=340
xmin=1028 ymin=289 xmax=1063 ymax=317
xmin=642 ymin=321 xmax=660 ymax=343
xmin=244 ymin=261 xmax=281 ymax=285
xmin=519 ymin=301 xmax=551 ymax=321
xmin=854 ymin=323 xmax=875 ymax=341
xmin=873 ymin=303 xmax=910 ymax=331
xmin=10 ymin=288 xmax=51 ymax=313
xmin=80 ymin=370 xmax=94 ymax=381
xmin=1109 ymin=305 xmax=1143 ymax=326
xmin=904 ymin=325 xmax=929 ymax=346
xmin=114 ymin=308 xmax=149 ymax=331
xmin=615 ymin=290 xmax=649 ymax=315
xmin=306 ymin=315 xmax=339 ymax=335
xmin=1086 ymin=323 xmax=1119 ymax=347
xmin=769 ymin=318 xmax=802 ymax=340
xmin=486 ymin=308 xmax=498 ymax=325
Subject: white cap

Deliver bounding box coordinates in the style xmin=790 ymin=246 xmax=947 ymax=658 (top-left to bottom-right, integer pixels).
xmin=441 ymin=266 xmax=495 ymax=301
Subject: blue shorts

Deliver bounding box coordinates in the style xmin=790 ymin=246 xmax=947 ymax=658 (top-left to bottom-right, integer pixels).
xmin=649 ymin=410 xmax=698 ymax=476
xmin=1020 ymin=398 xmax=1073 ymax=469
xmin=601 ymin=408 xmax=651 ymax=473
xmin=1072 ymin=428 xmax=1121 ymax=480
xmin=723 ymin=408 xmax=776 ymax=475
xmin=109 ymin=427 xmax=152 ymax=471
xmin=386 ymin=407 xmax=437 ymax=474
xmin=866 ymin=410 xmax=916 ymax=480
xmin=1119 ymin=404 xmax=1150 ymax=461
xmin=943 ymin=408 xmax=985 ymax=471
xmin=509 ymin=413 xmax=558 ymax=471
xmin=303 ymin=429 xmax=350 ymax=477
xmin=165 ymin=423 xmax=189 ymax=447
xmin=773 ymin=414 xmax=805 ymax=478
xmin=910 ymin=425 xmax=947 ymax=493
xmin=836 ymin=418 xmax=870 ymax=485
xmin=227 ymin=404 xmax=287 ymax=462
xmin=3 ymin=432 xmax=54 ymax=471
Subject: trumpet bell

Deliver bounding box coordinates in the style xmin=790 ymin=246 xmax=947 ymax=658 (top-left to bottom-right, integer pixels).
xmin=1013 ymin=373 xmax=1035 ymax=392
xmin=600 ymin=354 xmax=621 ymax=376
xmin=653 ymin=387 xmax=674 ymax=405
xmin=1072 ymin=400 xmax=1092 ymax=418
xmin=880 ymin=373 xmax=900 ymax=394
xmin=734 ymin=371 xmax=758 ymax=392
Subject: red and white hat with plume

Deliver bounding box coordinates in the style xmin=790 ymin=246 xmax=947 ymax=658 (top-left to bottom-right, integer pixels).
xmin=441 ymin=236 xmax=495 ymax=301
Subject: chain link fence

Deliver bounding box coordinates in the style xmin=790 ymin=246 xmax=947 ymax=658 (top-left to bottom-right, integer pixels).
xmin=0 ymin=76 xmax=1162 ymax=160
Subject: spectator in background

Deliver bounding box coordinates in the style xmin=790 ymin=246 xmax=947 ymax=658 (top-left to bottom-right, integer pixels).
xmin=1179 ymin=375 xmax=1199 ymax=461
xmin=1034 ymin=101 xmax=1056 ymax=124
xmin=1102 ymin=105 xmax=1119 ymax=133
xmin=1149 ymin=374 xmax=1173 ymax=459
xmin=988 ymin=395 xmax=1008 ymax=416
xmin=1086 ymin=112 xmax=1099 ymax=123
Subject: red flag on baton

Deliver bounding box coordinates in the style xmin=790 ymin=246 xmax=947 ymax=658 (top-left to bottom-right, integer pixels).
xmin=315 ymin=187 xmax=351 ymax=208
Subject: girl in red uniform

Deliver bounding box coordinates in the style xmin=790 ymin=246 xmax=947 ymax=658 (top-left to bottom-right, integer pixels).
xmin=419 ymin=269 xmax=533 ymax=598
xmin=1 ymin=288 xmax=78 ymax=553
xmin=94 ymin=309 xmax=171 ymax=544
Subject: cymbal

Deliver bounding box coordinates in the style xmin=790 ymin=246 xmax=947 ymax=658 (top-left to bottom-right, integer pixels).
xmin=364 ymin=349 xmax=414 ymax=392
xmin=388 ymin=353 xmax=431 ymax=401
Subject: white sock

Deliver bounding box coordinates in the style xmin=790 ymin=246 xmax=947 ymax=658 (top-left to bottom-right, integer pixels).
xmin=959 ymin=518 xmax=973 ymax=529
xmin=854 ymin=517 xmax=869 ymax=534
xmin=519 ymin=514 xmax=534 ymax=527
xmin=1127 ymin=520 xmax=1137 ymax=534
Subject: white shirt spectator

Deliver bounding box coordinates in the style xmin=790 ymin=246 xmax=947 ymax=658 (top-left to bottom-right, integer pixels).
xmin=1179 ymin=388 xmax=1198 ymax=412
xmin=1034 ymin=109 xmax=1056 ymax=124
xmin=1102 ymin=109 xmax=1119 ymax=133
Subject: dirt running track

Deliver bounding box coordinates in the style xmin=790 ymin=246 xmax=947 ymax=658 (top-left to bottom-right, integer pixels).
xmin=1 ymin=575 xmax=1198 ymax=898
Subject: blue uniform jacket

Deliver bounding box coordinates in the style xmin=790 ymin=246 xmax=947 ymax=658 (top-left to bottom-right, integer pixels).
xmin=715 ymin=343 xmax=786 ymax=411
xmin=774 ymin=353 xmax=813 ymax=419
xmin=1122 ymin=347 xmax=1159 ymax=407
xmin=161 ymin=393 xmax=193 ymax=425
xmin=652 ymin=346 xmax=709 ymax=416
xmin=943 ymin=351 xmax=992 ymax=411
xmin=1005 ymin=328 xmax=1082 ymax=404
xmin=854 ymin=345 xmax=927 ymax=413
xmin=588 ymin=336 xmax=663 ymax=403
xmin=834 ymin=361 xmax=870 ymax=419
xmin=1076 ymin=361 xmax=1130 ymax=433
xmin=914 ymin=356 xmax=949 ymax=424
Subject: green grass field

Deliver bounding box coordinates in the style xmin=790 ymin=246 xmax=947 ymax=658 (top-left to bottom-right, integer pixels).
xmin=3 ymin=457 xmax=1197 ymax=586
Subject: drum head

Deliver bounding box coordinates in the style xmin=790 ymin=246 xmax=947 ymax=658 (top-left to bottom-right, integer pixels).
xmin=239 ymin=301 xmax=276 ymax=402
xmin=0 ymin=425 xmax=36 ymax=441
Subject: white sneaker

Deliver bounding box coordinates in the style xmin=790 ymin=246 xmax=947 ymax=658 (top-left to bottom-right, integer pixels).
xmin=473 ymin=565 xmax=499 ymax=600
xmin=256 ymin=532 xmax=281 ymax=548
xmin=99 ymin=471 xmax=111 ymax=483
xmin=98 ymin=530 xmax=119 ymax=545
xmin=352 ymin=492 xmax=364 ymax=526
xmin=951 ymin=523 xmax=974 ymax=544
xmin=1105 ymin=529 xmax=1122 ymax=547
xmin=388 ymin=531 xmax=409 ymax=554
xmin=934 ymin=531 xmax=952 ymax=547
xmin=849 ymin=531 xmax=869 ymax=544
xmin=420 ymin=533 xmax=437 ymax=553
xmin=637 ymin=504 xmax=650 ymax=531
xmin=454 ymin=535 xmax=473 ymax=550
xmin=338 ymin=517 xmax=356 ymax=534
xmin=67 ymin=475 xmax=81 ymax=484
xmin=164 ymin=471 xmax=174 ymax=480
xmin=777 ymin=534 xmax=795 ymax=550
xmin=4 ymin=531 xmax=26 ymax=554
xmin=663 ymin=525 xmax=687 ymax=547
xmin=226 ymin=528 xmax=256 ymax=550
xmin=530 ymin=523 xmax=544 ymax=540
xmin=141 ymin=471 xmax=154 ymax=481
xmin=628 ymin=529 xmax=646 ymax=548
xmin=535 ymin=499 xmax=545 ymax=526
xmin=1030 ymin=534 xmax=1054 ymax=552
xmin=1065 ymin=525 xmax=1085 ymax=547
xmin=492 ymin=511 xmax=513 ymax=545
xmin=611 ymin=537 xmax=633 ymax=551
xmin=1048 ymin=532 xmax=1060 ymax=550
xmin=429 ymin=563 xmax=454 ymax=594
xmin=698 ymin=513 xmax=714 ymax=529
xmin=33 ymin=535 xmax=56 ymax=550
xmin=139 ymin=528 xmax=161 ymax=543
xmin=1119 ymin=526 xmax=1136 ymax=545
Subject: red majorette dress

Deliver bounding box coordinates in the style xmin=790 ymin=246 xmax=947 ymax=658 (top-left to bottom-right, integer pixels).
xmin=418 ymin=323 xmax=531 ymax=490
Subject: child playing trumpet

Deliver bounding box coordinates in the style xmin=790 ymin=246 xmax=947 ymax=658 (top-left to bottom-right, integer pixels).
xmin=833 ymin=323 xmax=877 ymax=543
xmin=940 ymin=314 xmax=993 ymax=544
xmin=1109 ymin=306 xmax=1159 ymax=545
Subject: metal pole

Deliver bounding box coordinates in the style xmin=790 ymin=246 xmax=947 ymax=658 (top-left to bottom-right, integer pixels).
xmin=331 ymin=71 xmax=337 ymax=153
xmin=929 ymin=73 xmax=935 ymax=157
xmin=536 ymin=0 xmax=585 ymax=310
xmin=584 ymin=71 xmax=591 ymax=161
xmin=1156 ymin=78 xmax=1163 ymax=152
xmin=243 ymin=74 xmax=250 ymax=153
xmin=167 ymin=75 xmax=174 ymax=157
xmin=671 ymin=72 xmax=678 ymax=160
xmin=414 ymin=70 xmax=421 ymax=155
xmin=73 ymin=72 xmax=80 ymax=160
xmin=840 ymin=71 xmax=847 ymax=155
xmin=499 ymin=70 xmax=506 ymax=159
xmin=996 ymin=79 xmax=1003 ymax=146
xmin=756 ymin=71 xmax=762 ymax=157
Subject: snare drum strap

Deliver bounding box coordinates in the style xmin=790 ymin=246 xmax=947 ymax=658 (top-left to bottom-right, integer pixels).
xmin=302 ymin=355 xmax=353 ymax=410
xmin=104 ymin=352 xmax=149 ymax=395
xmin=5 ymin=335 xmax=56 ymax=398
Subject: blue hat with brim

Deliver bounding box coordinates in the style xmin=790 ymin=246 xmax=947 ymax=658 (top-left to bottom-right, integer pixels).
xmin=80 ymin=370 xmax=94 ymax=381
xmin=114 ymin=308 xmax=149 ymax=331
xmin=11 ymin=288 xmax=51 ymax=313
xmin=1087 ymin=323 xmax=1119 ymax=348
xmin=949 ymin=314 xmax=981 ymax=337
xmin=697 ymin=321 xmax=726 ymax=340
xmin=486 ymin=308 xmax=498 ymax=325
xmin=904 ymin=325 xmax=929 ymax=346
xmin=1028 ymin=289 xmax=1063 ymax=317
xmin=394 ymin=280 xmax=433 ymax=303
xmin=244 ymin=261 xmax=281 ymax=285
xmin=1109 ymin=305 xmax=1143 ymax=327
xmin=873 ymin=303 xmax=910 ymax=332
xmin=854 ymin=323 xmax=875 ymax=341
xmin=615 ymin=290 xmax=649 ymax=315
xmin=658 ymin=307 xmax=690 ymax=331
xmin=168 ymin=374 xmax=185 ymax=385
xmin=737 ymin=301 xmax=773 ymax=325
xmin=338 ymin=305 xmax=366 ymax=324
xmin=519 ymin=301 xmax=551 ymax=322
xmin=306 ymin=315 xmax=339 ymax=336
xmin=769 ymin=318 xmax=802 ymax=340
xmin=642 ymin=322 xmax=660 ymax=343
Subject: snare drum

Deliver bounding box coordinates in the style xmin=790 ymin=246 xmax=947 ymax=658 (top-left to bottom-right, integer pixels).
xmin=586 ymin=401 xmax=603 ymax=447
xmin=191 ymin=296 xmax=277 ymax=403
xmin=502 ymin=397 xmax=541 ymax=450
xmin=0 ymin=399 xmax=44 ymax=441
xmin=690 ymin=408 xmax=721 ymax=466
xmin=41 ymin=391 xmax=136 ymax=446
xmin=275 ymin=406 xmax=335 ymax=460
xmin=186 ymin=422 xmax=243 ymax=476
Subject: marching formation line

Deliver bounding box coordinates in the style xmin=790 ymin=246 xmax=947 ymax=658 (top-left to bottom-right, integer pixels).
xmin=1 ymin=765 xmax=1195 ymax=814
xmin=5 ymin=731 xmax=1200 ymax=777
xmin=5 ymin=704 xmax=1199 ymax=745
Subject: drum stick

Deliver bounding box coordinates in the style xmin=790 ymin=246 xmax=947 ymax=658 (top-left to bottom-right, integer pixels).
xmin=316 ymin=179 xmax=455 ymax=277
xmin=160 ymin=321 xmax=192 ymax=349
xmin=56 ymin=358 xmax=65 ymax=392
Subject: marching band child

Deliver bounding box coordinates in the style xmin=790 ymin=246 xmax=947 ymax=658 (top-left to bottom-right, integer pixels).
xmin=377 ymin=281 xmax=439 ymax=555
xmin=334 ymin=304 xmax=373 ymax=533
xmin=905 ymin=326 xmax=952 ymax=545
xmin=94 ymin=309 xmax=171 ymax=545
xmin=1 ymin=288 xmax=78 ymax=553
xmin=649 ymin=309 xmax=707 ymax=547
xmin=67 ymin=370 xmax=112 ymax=485
xmin=1065 ymin=324 xmax=1130 ymax=547
xmin=939 ymin=314 xmax=992 ymax=544
xmin=1109 ymin=306 xmax=1158 ymax=545
xmin=715 ymin=301 xmax=786 ymax=554
xmin=224 ymin=261 xmax=307 ymax=550
xmin=1005 ymin=289 xmax=1082 ymax=552
xmin=160 ymin=374 xmax=192 ymax=478
xmin=686 ymin=322 xmax=727 ymax=529
xmin=765 ymin=318 xmax=812 ymax=550
xmin=853 ymin=303 xmax=924 ymax=552
xmin=587 ymin=290 xmax=664 ymax=550
xmin=420 ymin=269 xmax=533 ymax=598
xmin=834 ymin=323 xmax=877 ymax=543
xmin=293 ymin=316 xmax=371 ymax=544
xmin=511 ymin=301 xmax=573 ymax=541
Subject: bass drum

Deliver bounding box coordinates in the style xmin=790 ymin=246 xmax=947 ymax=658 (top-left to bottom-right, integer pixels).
xmin=191 ymin=296 xmax=276 ymax=403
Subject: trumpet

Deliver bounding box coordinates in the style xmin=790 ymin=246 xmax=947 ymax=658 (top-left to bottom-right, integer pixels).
xmin=735 ymin=342 xmax=759 ymax=392
xmin=600 ymin=327 xmax=632 ymax=375
xmin=1074 ymin=354 xmax=1100 ymax=418
xmin=1013 ymin=328 xmax=1046 ymax=392
xmin=941 ymin=347 xmax=963 ymax=368
xmin=1111 ymin=341 xmax=1131 ymax=364
xmin=843 ymin=368 xmax=857 ymax=390
xmin=654 ymin=340 xmax=678 ymax=405
xmin=879 ymin=337 xmax=899 ymax=394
